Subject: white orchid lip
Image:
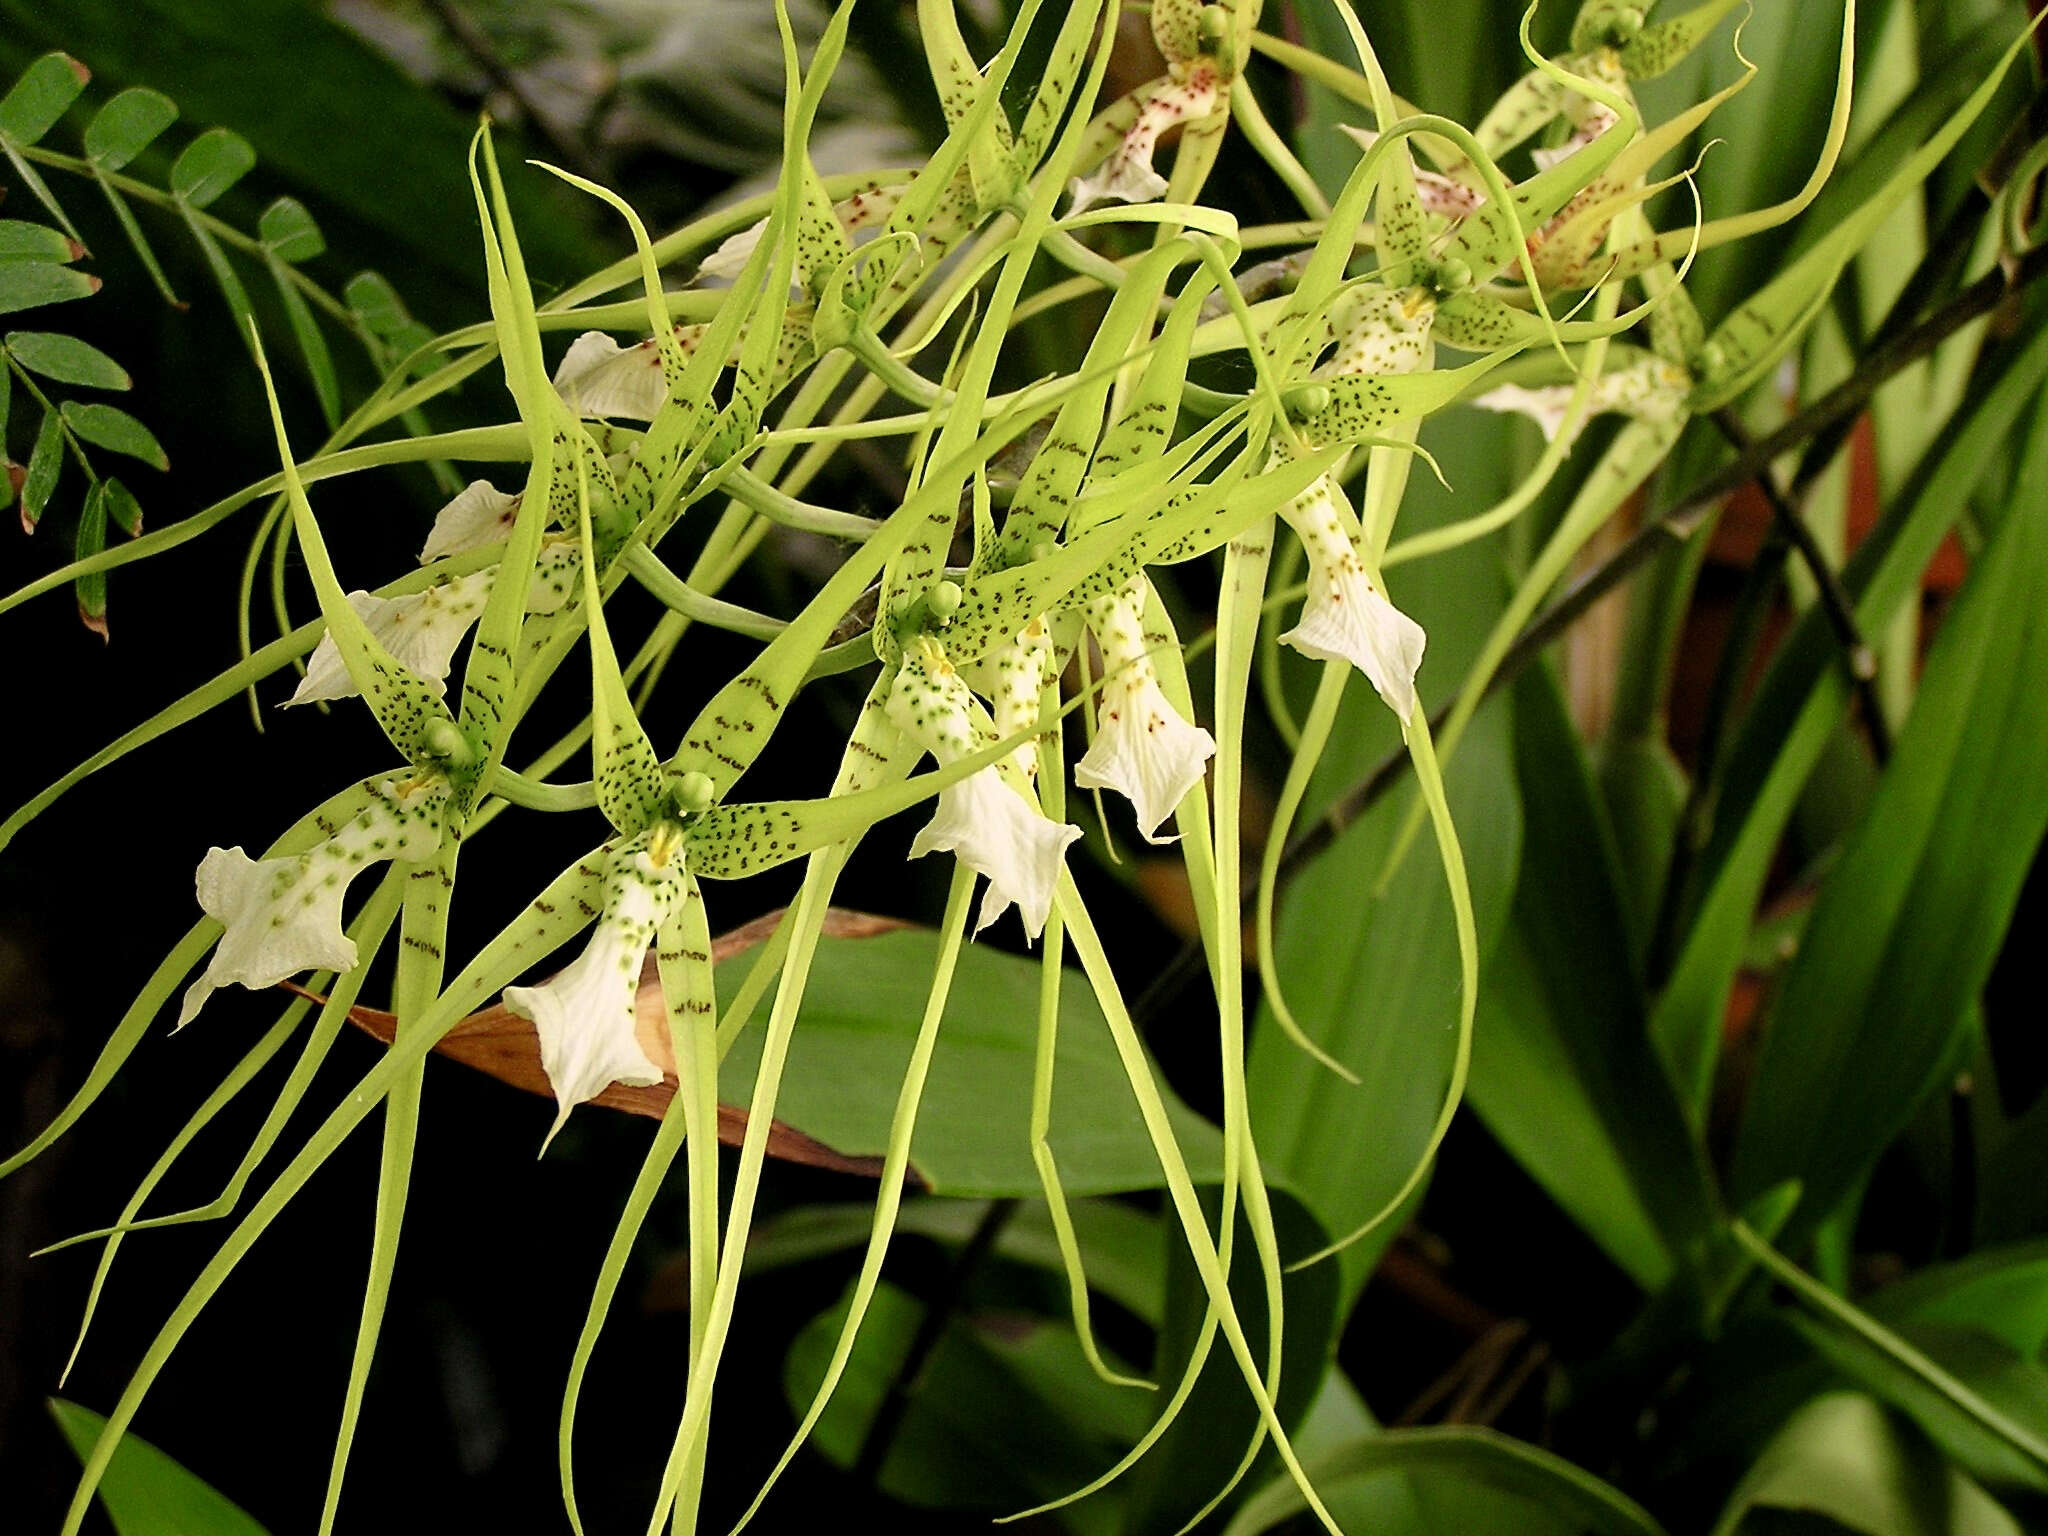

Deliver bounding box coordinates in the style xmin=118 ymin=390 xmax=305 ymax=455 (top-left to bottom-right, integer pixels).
xmin=1280 ymin=479 xmax=1426 ymax=720
xmin=1074 ymin=584 xmax=1213 ymax=842
xmin=420 ymin=480 xmax=520 ymax=564
xmin=290 ymin=538 xmax=584 ymax=707
xmin=178 ymin=775 xmax=449 ymax=1027
xmin=287 ymin=570 xmax=495 ymax=707
xmin=502 ymin=834 xmax=681 ymax=1150
xmin=884 ymin=635 xmax=1080 ymax=941
xmin=553 ymin=330 xmax=671 ymax=422
xmin=912 ymin=768 xmax=1081 ymax=938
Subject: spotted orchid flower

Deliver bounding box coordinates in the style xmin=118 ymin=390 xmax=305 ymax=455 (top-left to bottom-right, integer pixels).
xmin=288 ymin=539 xmax=582 ymax=707
xmin=1473 ymin=355 xmax=1690 ymax=446
xmin=1280 ymin=476 xmax=1426 ymax=720
xmin=884 ymin=634 xmax=1079 ymax=940
xmin=503 ymin=830 xmax=684 ymax=1149
xmin=178 ymin=774 xmax=450 ymax=1027
xmin=1339 ymin=127 xmax=1486 ymax=217
xmin=1074 ymin=581 xmax=1214 ymax=842
xmin=695 ymin=180 xmax=907 ymax=285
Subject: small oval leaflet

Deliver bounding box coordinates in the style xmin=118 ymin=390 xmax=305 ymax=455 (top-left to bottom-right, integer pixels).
xmin=0 ymin=218 xmax=80 ymax=263
xmin=169 ymin=126 xmax=256 ymax=210
xmin=83 ymin=87 xmax=178 ymax=171
xmin=0 ymin=53 xmax=89 ymax=148
xmin=258 ymin=197 xmax=325 ymax=264
xmin=0 ymin=262 xmax=98 ymax=317
xmin=59 ymin=401 xmax=167 ymax=470
xmin=5 ymin=330 xmax=130 ymax=390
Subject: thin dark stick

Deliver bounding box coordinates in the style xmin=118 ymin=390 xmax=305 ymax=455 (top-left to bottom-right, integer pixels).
xmin=850 ymin=1197 xmax=1019 ymax=1486
xmin=1711 ymin=407 xmax=1891 ymax=763
xmin=421 ymin=0 xmax=606 ymax=181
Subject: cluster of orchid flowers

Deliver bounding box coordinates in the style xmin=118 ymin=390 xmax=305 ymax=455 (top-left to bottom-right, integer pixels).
xmin=3 ymin=0 xmax=1933 ymax=1531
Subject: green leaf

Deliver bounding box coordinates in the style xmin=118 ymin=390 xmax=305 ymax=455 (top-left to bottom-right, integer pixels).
xmin=1789 ymin=1317 xmax=2048 ymax=1500
xmin=169 ymin=125 xmax=255 ymax=208
xmin=714 ymin=928 xmax=1223 ymax=1197
xmin=343 ymin=269 xmax=434 ymax=369
xmin=1123 ymin=1187 xmax=1342 ymax=1532
xmin=1247 ymin=695 xmax=1521 ymax=1304
xmin=1871 ymin=1245 xmax=2048 ymax=1367
xmin=82 ymin=86 xmax=178 ymax=170
xmin=1465 ymin=665 xmax=1718 ymax=1293
xmin=0 ymin=260 xmax=98 ymax=315
xmin=0 ymin=0 xmax=608 ymax=288
xmin=1709 ymin=1392 xmax=2024 ymax=1536
xmin=73 ymin=478 xmax=107 ymax=636
xmin=1653 ymin=298 xmax=2048 ymax=1116
xmin=0 ymin=52 xmax=88 ymax=145
xmin=0 ymin=217 xmax=80 ymax=262
xmin=784 ymin=1279 xmax=1155 ymax=1516
xmin=266 ymin=254 xmax=338 ymax=428
xmin=21 ymin=403 xmax=61 ymax=529
xmin=742 ymin=1196 xmax=1167 ymax=1327
xmin=1223 ymin=1426 xmax=1672 ymax=1536
xmin=1730 ymin=406 xmax=2048 ymax=1245
xmin=48 ymin=1398 xmax=271 ymax=1536
xmin=256 ymin=195 xmax=323 ymax=262
xmin=4 ymin=330 xmax=129 ymax=388
xmin=60 ymin=401 xmax=166 ymax=469
xmin=101 ymin=474 xmax=141 ymax=536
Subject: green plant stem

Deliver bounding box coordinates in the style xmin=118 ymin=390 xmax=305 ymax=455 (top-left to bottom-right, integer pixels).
xmin=21 ymin=143 xmax=366 ymax=336
xmin=1730 ymin=1219 xmax=2048 ymax=1478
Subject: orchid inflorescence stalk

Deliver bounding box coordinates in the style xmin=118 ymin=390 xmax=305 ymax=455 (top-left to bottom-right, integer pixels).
xmin=12 ymin=0 xmax=2030 ymax=1529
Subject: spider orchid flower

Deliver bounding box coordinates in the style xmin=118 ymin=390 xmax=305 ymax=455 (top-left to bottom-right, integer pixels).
xmin=885 ymin=634 xmax=1079 ymax=939
xmin=503 ymin=830 xmax=685 ymax=1149
xmin=289 ymin=539 xmax=582 ymax=707
xmin=178 ymin=774 xmax=450 ymax=1027
xmin=1280 ymin=476 xmax=1426 ymax=720
xmin=1074 ymin=582 xmax=1214 ymax=842
xmin=1068 ymin=62 xmax=1223 ymax=215
xmin=1473 ymin=355 xmax=1690 ymax=446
